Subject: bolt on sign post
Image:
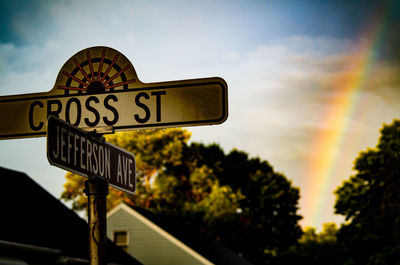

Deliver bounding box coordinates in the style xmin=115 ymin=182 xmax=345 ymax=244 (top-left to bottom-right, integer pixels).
xmin=1 ymin=46 xmax=228 ymax=264
xmin=0 ymin=46 xmax=228 ymax=140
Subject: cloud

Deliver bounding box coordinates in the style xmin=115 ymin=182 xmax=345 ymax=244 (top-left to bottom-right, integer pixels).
xmin=190 ymin=34 xmax=400 ymax=203
xmin=0 ymin=42 xmax=70 ymax=95
xmin=190 ymin=37 xmax=355 ymax=153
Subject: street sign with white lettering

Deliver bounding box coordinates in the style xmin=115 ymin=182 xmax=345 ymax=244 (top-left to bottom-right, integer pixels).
xmin=0 ymin=46 xmax=228 ymax=139
xmin=47 ymin=115 xmax=136 ymax=194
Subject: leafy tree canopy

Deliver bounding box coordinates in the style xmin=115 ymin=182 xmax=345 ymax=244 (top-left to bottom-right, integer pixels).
xmin=275 ymin=223 xmax=347 ymax=265
xmin=61 ymin=128 xmax=302 ymax=264
xmin=334 ymin=120 xmax=400 ymax=265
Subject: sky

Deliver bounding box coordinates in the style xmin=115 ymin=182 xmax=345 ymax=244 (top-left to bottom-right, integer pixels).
xmin=0 ymin=0 xmax=400 ymax=231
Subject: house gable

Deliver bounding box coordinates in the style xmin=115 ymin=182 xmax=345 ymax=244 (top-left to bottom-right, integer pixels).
xmin=107 ymin=203 xmax=213 ymax=265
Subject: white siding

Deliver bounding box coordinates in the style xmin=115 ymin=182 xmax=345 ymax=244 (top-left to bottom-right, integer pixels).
xmin=107 ymin=204 xmax=213 ymax=265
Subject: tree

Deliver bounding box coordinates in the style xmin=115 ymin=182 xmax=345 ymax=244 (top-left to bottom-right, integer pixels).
xmin=275 ymin=223 xmax=347 ymax=265
xmin=334 ymin=120 xmax=400 ymax=265
xmin=61 ymin=129 xmax=242 ymax=218
xmin=61 ymin=129 xmax=302 ymax=264
xmin=188 ymin=144 xmax=302 ymax=263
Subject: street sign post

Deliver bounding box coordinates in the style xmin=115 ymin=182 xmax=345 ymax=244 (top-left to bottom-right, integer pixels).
xmin=47 ymin=114 xmax=136 ymax=265
xmin=0 ymin=46 xmax=228 ymax=139
xmin=6 ymin=46 xmax=228 ymax=265
xmin=47 ymin=115 xmax=136 ymax=194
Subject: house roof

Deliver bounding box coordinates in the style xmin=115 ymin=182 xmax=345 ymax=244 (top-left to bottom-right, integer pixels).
xmin=108 ymin=202 xmax=253 ymax=265
xmin=0 ymin=166 xmax=141 ymax=265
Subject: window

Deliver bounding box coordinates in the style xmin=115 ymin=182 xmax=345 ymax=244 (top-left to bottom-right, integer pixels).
xmin=113 ymin=231 xmax=129 ymax=252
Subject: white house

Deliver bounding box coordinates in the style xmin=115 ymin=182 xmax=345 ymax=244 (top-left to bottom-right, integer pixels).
xmin=107 ymin=202 xmax=253 ymax=265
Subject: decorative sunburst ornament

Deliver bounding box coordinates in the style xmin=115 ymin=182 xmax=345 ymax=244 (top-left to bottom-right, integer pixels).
xmin=56 ymin=47 xmax=137 ymax=95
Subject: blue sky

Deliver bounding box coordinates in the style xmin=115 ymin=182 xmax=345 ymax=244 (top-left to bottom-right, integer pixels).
xmin=0 ymin=0 xmax=399 ymax=230
xmin=0 ymin=1 xmax=384 ymax=46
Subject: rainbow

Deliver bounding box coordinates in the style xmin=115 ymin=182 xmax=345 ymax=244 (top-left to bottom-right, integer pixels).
xmin=301 ymin=4 xmax=391 ymax=229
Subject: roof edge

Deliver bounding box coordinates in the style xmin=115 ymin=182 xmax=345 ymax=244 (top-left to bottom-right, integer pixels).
xmin=107 ymin=202 xmax=213 ymax=265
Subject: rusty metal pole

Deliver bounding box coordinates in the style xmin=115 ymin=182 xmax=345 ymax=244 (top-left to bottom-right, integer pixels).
xmin=84 ymin=177 xmax=109 ymax=265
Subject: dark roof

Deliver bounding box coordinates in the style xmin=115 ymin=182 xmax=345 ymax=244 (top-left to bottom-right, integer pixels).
xmin=0 ymin=166 xmax=141 ymax=265
xmin=128 ymin=204 xmax=253 ymax=265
